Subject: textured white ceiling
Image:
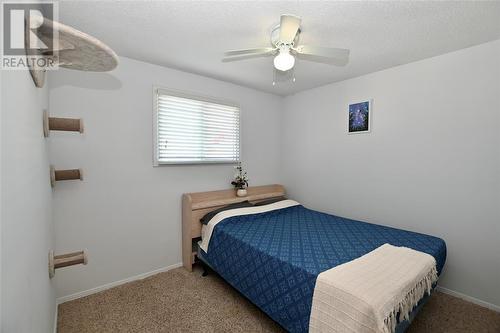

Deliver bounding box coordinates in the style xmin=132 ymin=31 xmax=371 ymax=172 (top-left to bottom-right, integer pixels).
xmin=58 ymin=1 xmax=500 ymax=96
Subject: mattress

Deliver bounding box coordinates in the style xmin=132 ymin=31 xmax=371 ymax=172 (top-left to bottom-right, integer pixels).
xmin=199 ymin=203 xmax=447 ymax=332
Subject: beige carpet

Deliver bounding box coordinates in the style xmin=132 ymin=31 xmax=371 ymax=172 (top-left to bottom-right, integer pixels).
xmin=58 ymin=266 xmax=500 ymax=333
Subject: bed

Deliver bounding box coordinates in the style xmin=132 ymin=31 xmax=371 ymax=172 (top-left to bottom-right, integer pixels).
xmin=182 ymin=185 xmax=447 ymax=333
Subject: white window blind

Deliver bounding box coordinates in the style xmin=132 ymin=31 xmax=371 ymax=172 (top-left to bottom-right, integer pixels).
xmin=154 ymin=89 xmax=241 ymax=164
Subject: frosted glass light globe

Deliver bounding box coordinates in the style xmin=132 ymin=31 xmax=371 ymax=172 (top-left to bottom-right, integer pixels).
xmin=274 ymin=49 xmax=295 ymax=71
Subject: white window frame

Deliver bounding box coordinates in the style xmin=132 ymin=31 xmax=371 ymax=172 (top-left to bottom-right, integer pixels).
xmin=153 ymin=86 xmax=242 ymax=166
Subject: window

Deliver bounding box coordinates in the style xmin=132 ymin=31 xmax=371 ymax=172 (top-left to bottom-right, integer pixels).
xmin=153 ymin=88 xmax=241 ymax=165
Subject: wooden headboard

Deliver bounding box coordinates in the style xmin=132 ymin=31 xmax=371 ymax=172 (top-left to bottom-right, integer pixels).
xmin=182 ymin=184 xmax=285 ymax=271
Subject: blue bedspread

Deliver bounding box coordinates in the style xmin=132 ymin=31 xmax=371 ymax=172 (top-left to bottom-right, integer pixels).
xmin=202 ymin=204 xmax=447 ymax=332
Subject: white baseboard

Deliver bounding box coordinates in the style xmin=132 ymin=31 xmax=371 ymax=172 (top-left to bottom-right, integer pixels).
xmin=53 ymin=300 xmax=58 ymax=333
xmin=56 ymin=262 xmax=183 ymax=305
xmin=436 ymin=285 xmax=500 ymax=313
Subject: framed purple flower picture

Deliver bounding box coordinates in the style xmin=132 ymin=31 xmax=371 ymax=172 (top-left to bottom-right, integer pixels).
xmin=348 ymin=100 xmax=371 ymax=134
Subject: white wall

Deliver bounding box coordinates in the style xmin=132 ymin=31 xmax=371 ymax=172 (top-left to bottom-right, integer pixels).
xmin=0 ymin=63 xmax=2 ymax=331
xmin=281 ymin=40 xmax=500 ymax=307
xmin=1 ymin=70 xmax=56 ymax=331
xmin=48 ymin=57 xmax=283 ymax=298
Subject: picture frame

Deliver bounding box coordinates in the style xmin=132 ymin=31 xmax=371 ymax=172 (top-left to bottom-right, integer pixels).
xmin=348 ymin=99 xmax=372 ymax=134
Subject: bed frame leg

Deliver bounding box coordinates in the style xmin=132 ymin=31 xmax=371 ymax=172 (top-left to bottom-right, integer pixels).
xmin=201 ymin=262 xmax=209 ymax=277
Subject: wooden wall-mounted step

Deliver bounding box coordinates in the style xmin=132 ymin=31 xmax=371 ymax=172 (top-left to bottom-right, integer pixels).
xmin=50 ymin=165 xmax=83 ymax=187
xmin=43 ymin=110 xmax=84 ymax=137
xmin=48 ymin=249 xmax=88 ymax=278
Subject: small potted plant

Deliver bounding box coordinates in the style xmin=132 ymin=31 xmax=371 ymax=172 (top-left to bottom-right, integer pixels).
xmin=231 ymin=162 xmax=249 ymax=197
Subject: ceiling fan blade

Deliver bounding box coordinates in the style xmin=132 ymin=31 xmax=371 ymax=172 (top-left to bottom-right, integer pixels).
xmin=295 ymin=45 xmax=350 ymax=66
xmin=224 ymin=47 xmax=276 ymax=57
xmin=279 ymin=14 xmax=301 ymax=44
xmin=222 ymin=52 xmax=275 ymax=63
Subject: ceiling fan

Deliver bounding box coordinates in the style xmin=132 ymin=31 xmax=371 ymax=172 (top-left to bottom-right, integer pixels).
xmin=223 ymin=14 xmax=350 ymax=73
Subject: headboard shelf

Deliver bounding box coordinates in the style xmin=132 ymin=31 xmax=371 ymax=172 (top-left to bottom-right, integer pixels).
xmin=188 ymin=184 xmax=285 ymax=210
xmin=182 ymin=184 xmax=285 ymax=271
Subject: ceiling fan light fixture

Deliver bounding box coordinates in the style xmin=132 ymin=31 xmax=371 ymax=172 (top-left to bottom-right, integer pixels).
xmin=273 ymin=47 xmax=295 ymax=71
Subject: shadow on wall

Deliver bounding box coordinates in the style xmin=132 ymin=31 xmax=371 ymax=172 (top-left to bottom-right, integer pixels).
xmin=49 ymin=71 xmax=122 ymax=90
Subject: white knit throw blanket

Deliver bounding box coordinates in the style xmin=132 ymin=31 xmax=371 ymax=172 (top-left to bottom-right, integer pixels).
xmin=309 ymin=243 xmax=437 ymax=333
